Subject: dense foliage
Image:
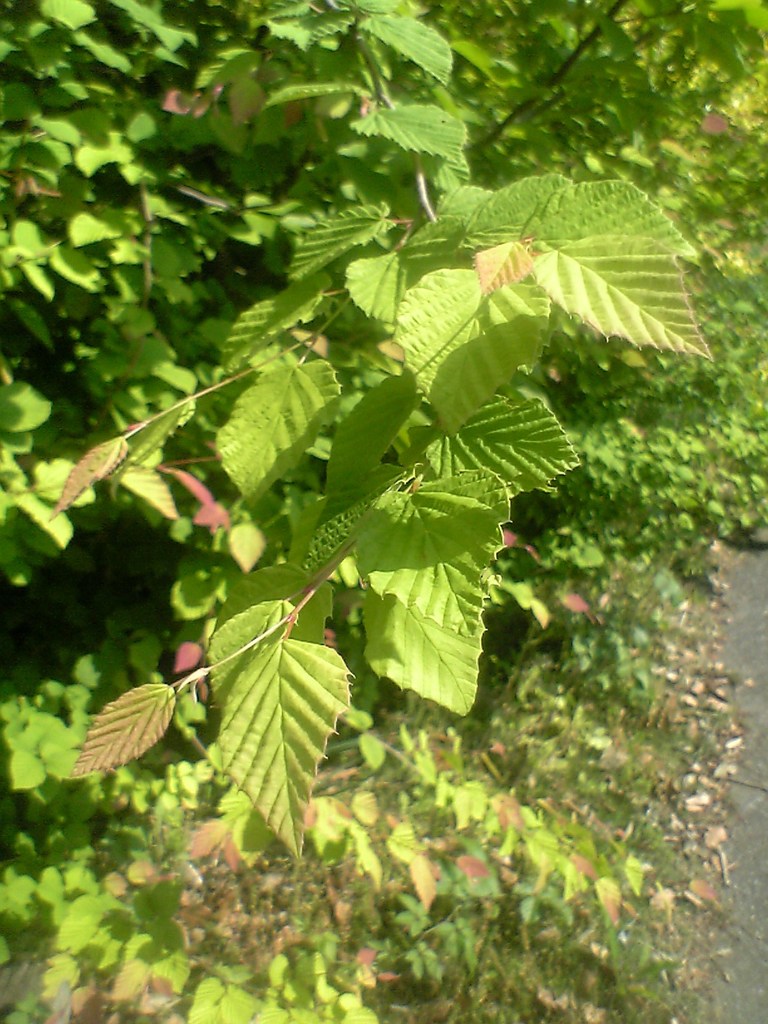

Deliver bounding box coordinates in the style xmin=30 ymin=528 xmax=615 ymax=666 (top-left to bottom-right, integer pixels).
xmin=1 ymin=1 xmax=766 ymax=1021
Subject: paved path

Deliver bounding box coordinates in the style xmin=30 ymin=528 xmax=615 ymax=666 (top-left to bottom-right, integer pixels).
xmin=713 ymin=541 xmax=768 ymax=1021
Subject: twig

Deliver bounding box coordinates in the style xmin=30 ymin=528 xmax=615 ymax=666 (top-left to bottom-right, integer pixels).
xmin=718 ymin=848 xmax=731 ymax=887
xmin=730 ymin=777 xmax=768 ymax=796
xmin=139 ymin=182 xmax=154 ymax=306
xmin=414 ymin=157 xmax=437 ymax=222
xmin=355 ymin=29 xmax=438 ymax=223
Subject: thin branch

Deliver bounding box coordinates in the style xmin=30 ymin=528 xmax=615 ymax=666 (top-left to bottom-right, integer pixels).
xmin=414 ymin=157 xmax=437 ymax=222
xmin=356 ymin=28 xmax=438 ymax=222
xmin=139 ymin=182 xmax=154 ymax=306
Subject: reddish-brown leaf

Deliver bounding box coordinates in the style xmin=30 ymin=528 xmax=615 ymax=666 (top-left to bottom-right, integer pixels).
xmin=689 ymin=878 xmax=719 ymax=903
xmin=174 ymin=641 xmax=204 ymax=674
xmin=71 ymin=684 xmax=176 ymax=776
xmin=54 ymin=437 xmax=129 ymax=516
xmin=570 ymin=854 xmax=598 ymax=880
xmin=561 ymin=592 xmax=591 ymax=615
xmin=189 ymin=819 xmax=230 ymax=859
xmin=456 ymin=855 xmax=490 ymax=880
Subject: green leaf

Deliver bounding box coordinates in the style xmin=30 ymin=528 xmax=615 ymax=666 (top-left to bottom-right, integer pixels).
xmin=346 ymin=251 xmax=405 ymax=322
xmin=265 ymin=82 xmax=361 ymax=107
xmin=41 ymin=0 xmax=96 ymax=29
xmin=362 ymin=16 xmax=453 ymax=84
xmin=209 ymin=602 xmax=350 ymax=855
xmin=358 ymin=475 xmax=503 ymax=633
xmin=49 ymin=245 xmax=102 ymax=292
xmin=108 ymin=0 xmax=196 ymax=50
xmin=228 ymin=522 xmax=266 ymax=573
xmin=118 ymin=467 xmax=179 ymax=519
xmin=54 ymin=437 xmax=129 ymax=514
xmin=425 ymin=397 xmax=579 ymax=493
xmin=290 ymin=206 xmax=390 ymax=279
xmin=297 ymin=485 xmax=397 ymax=571
xmin=364 ymin=590 xmax=483 ymax=714
xmin=325 ymin=372 xmax=417 ymax=501
xmin=71 ymin=684 xmax=177 ymax=776
xmin=69 ymin=211 xmax=126 ymax=247
xmin=527 ymin=180 xmax=696 ymax=258
xmin=396 ymin=271 xmax=545 ymax=430
xmin=189 ymin=978 xmax=259 ymax=1024
xmin=429 ymin=316 xmax=544 ymax=433
xmin=399 ymin=217 xmax=468 ymax=285
xmin=15 ymin=493 xmax=73 ymax=549
xmin=533 ymin=236 xmax=709 ymax=355
xmin=10 ymin=749 xmax=47 ymax=790
xmin=73 ymin=30 xmax=132 ymax=71
xmin=218 ymin=361 xmax=340 ymax=502
xmin=75 ymin=133 xmax=133 ymax=176
xmin=20 ymin=262 xmax=54 ymax=301
xmin=396 ymin=267 xmax=482 ymax=385
xmin=465 ymin=174 xmax=570 ymax=247
xmin=0 ymin=382 xmax=51 ymax=432
xmin=127 ymin=403 xmax=195 ymax=466
xmin=222 ymin=274 xmax=329 ymax=370
xmin=351 ymin=105 xmax=466 ymax=160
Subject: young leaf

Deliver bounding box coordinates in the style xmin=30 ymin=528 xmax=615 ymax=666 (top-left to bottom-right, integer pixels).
xmin=474 ymin=241 xmax=535 ymax=294
xmin=209 ymin=603 xmax=350 ymax=855
xmin=533 ymin=236 xmax=709 ymax=356
xmin=361 ymin=15 xmax=453 ymax=84
xmin=351 ymin=104 xmax=466 ymax=160
xmin=410 ymin=852 xmax=438 ymax=911
xmin=218 ymin=360 xmax=340 ymax=501
xmin=71 ymin=684 xmax=177 ymax=776
xmin=425 ymin=397 xmax=579 ymax=493
xmin=290 ymin=206 xmax=390 ymax=279
xmin=54 ymin=436 xmax=129 ymax=515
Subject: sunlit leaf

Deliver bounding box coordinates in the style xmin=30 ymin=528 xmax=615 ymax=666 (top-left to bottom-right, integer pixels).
xmin=209 ymin=603 xmax=350 ymax=855
xmin=534 ymin=236 xmax=708 ymax=355
xmin=218 ymin=360 xmax=340 ymax=502
xmin=72 ymin=684 xmax=177 ymax=776
xmin=119 ymin=466 xmax=179 ymax=519
xmin=410 ymin=853 xmax=438 ymax=910
xmin=352 ymin=104 xmax=466 ymax=160
xmin=362 ymin=15 xmax=453 ymax=84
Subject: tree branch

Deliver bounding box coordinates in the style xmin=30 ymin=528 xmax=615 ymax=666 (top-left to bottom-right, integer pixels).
xmin=472 ymin=0 xmax=633 ymax=151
